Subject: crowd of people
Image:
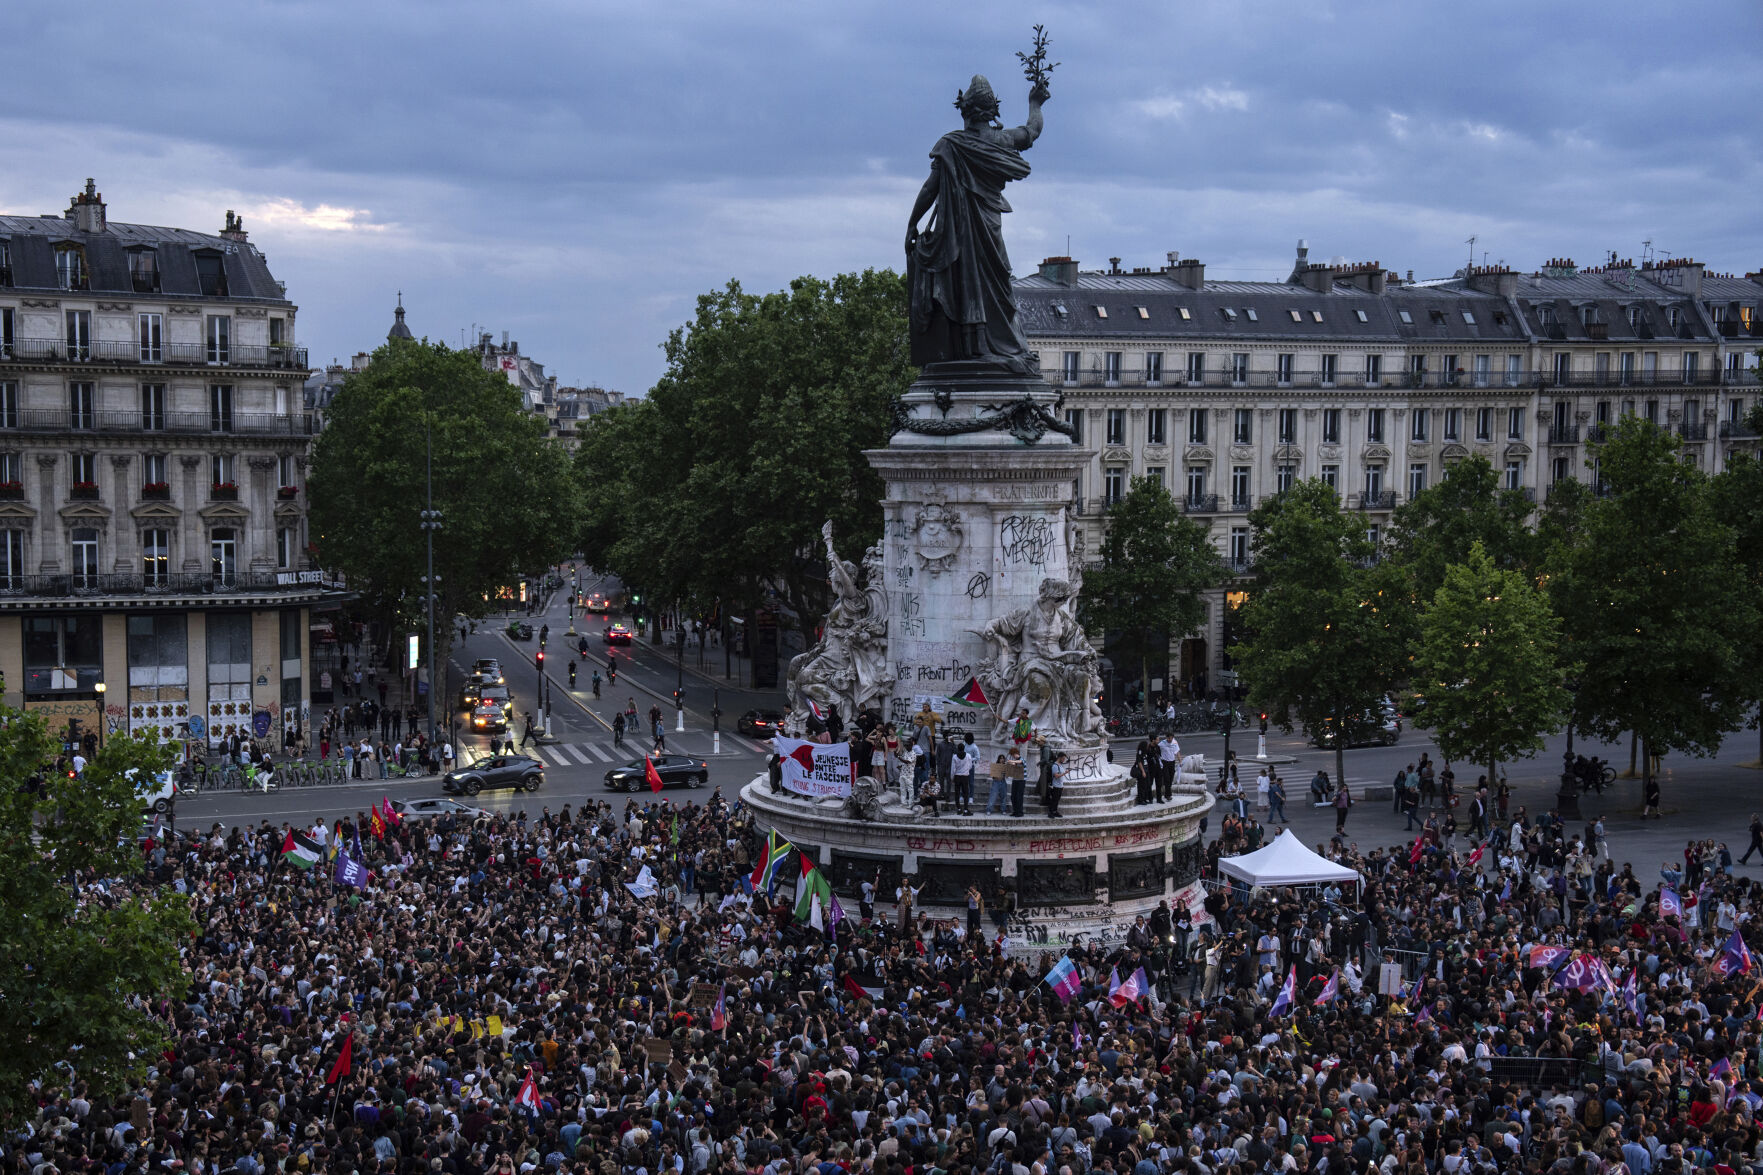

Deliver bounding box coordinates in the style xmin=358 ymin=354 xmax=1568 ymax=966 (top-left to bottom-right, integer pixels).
xmin=13 ymin=786 xmax=1763 ymax=1175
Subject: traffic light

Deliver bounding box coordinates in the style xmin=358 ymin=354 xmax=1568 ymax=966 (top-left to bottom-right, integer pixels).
xmin=536 ymin=649 xmax=545 ymax=667
xmin=1258 ymin=711 xmax=1269 ymax=734
xmin=672 ymin=688 xmax=684 ymax=708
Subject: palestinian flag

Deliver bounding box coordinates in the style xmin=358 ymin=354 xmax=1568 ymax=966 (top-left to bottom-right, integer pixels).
xmin=794 ymin=857 xmax=833 ymax=930
xmin=280 ymin=829 xmax=323 ymax=870
xmin=843 ymin=973 xmax=884 ymax=1003
xmin=947 ymin=676 xmax=990 ymax=708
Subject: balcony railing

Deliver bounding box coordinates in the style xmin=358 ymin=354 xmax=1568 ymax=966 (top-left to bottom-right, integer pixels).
xmin=1678 ymin=422 xmax=1709 ymax=441
xmin=1548 ymin=424 xmax=1580 ymax=445
xmin=209 ymin=484 xmax=238 ymax=501
xmin=10 ymin=408 xmax=314 ymax=437
xmin=1181 ymin=493 xmax=1219 ymax=514
xmin=1057 ymin=366 xmax=1748 ymax=392
xmin=0 ymin=483 xmax=23 ymax=500
xmin=0 ymin=570 xmax=344 ymax=600
xmin=69 ymin=484 xmax=100 ymax=500
xmin=1353 ymin=490 xmax=1399 ymax=510
xmin=1224 ymin=496 xmax=1255 ymax=513
xmin=0 ymin=337 xmax=308 ymax=370
xmin=1721 ymin=421 xmax=1760 ymax=440
xmin=140 ymin=484 xmax=171 ymax=500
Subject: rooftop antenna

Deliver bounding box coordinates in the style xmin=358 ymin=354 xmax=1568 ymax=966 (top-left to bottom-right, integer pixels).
xmin=1466 ymin=234 xmax=1477 ymax=271
xmin=1482 ymin=250 xmax=1488 ymax=268
xmin=1642 ymin=239 xmax=1653 ymax=266
xmin=1065 ymin=234 xmax=1071 ymax=256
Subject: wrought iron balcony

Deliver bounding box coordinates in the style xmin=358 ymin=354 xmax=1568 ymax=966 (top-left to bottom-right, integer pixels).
xmin=0 ymin=570 xmax=344 ymax=600
xmin=10 ymin=408 xmax=314 ymax=437
xmin=1181 ymin=494 xmax=1219 ymax=514
xmin=1548 ymin=424 xmax=1580 ymax=445
xmin=0 ymin=337 xmax=307 ymax=370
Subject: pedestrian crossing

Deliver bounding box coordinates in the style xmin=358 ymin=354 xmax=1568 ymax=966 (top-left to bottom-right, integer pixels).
xmin=487 ymin=730 xmax=766 ymax=771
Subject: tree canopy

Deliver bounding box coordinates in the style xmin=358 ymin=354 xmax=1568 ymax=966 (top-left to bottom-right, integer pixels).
xmin=1548 ymin=418 xmax=1754 ymax=787
xmin=1078 ymin=476 xmax=1223 ymax=712
xmin=1232 ymin=480 xmax=1410 ymax=787
xmin=573 ymin=271 xmax=912 ymax=632
xmin=0 ymin=713 xmax=194 ymax=1124
xmin=1411 ymin=541 xmax=1573 ymax=789
xmin=308 ymin=339 xmax=579 ymax=631
xmin=1385 ymin=455 xmax=1536 ymax=599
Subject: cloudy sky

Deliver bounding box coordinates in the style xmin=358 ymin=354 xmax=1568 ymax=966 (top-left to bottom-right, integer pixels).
xmin=3 ymin=0 xmax=1758 ymax=396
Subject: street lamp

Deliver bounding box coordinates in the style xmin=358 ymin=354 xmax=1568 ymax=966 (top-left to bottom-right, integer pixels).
xmin=675 ymin=619 xmax=686 ymax=733
xmin=94 ymin=681 xmax=106 ymax=750
xmin=566 ymin=565 xmax=578 ymax=638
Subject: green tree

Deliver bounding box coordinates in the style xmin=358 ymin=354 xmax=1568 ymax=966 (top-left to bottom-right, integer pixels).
xmin=1078 ymin=476 xmax=1225 ymax=713
xmin=1712 ymin=451 xmax=1763 ymax=766
xmin=1411 ymin=542 xmax=1573 ymax=792
xmin=1232 ymin=480 xmax=1410 ymax=789
xmin=574 ymin=271 xmax=912 ymax=637
xmin=309 ymin=339 xmax=580 ymax=638
xmin=1385 ymin=455 xmax=1535 ymax=598
xmin=1549 ymin=417 xmax=1754 ymax=795
xmin=0 ymin=712 xmax=195 ymax=1124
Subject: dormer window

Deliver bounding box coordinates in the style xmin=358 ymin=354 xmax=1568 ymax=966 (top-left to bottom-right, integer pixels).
xmin=1093 ymin=305 xmax=1107 ymax=319
xmin=0 ymin=238 xmax=11 ymax=285
xmin=1311 ymin=310 xmax=1324 ymax=323
xmin=1398 ymin=309 xmax=1413 ymax=324
xmin=1429 ymin=309 xmax=1447 ymax=325
xmin=1221 ymin=307 xmax=1237 ymax=321
xmin=1538 ymin=304 xmax=1556 ymax=325
xmin=1135 ymin=306 xmax=1149 ymax=320
xmin=1581 ymin=305 xmax=1600 ymax=327
xmin=193 ymin=250 xmax=228 ymax=297
xmin=1462 ymin=310 xmax=1476 ymax=325
xmin=1244 ymin=308 xmax=1258 ymax=322
xmin=1177 ymin=307 xmax=1191 ymax=321
xmin=1289 ymin=309 xmax=1302 ymax=322
xmin=1355 ymin=309 xmax=1369 ymax=323
xmin=1628 ymin=305 xmax=1643 ymax=329
xmin=55 ymin=245 xmax=87 ymax=291
xmin=127 ymin=247 xmax=159 ymax=294
xmin=1668 ymin=306 xmax=1682 ymax=328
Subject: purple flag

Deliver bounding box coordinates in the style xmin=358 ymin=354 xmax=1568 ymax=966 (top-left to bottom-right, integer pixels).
xmin=334 ymin=850 xmax=372 ymax=889
xmin=1716 ymin=929 xmax=1754 ymax=978
xmin=1270 ymin=965 xmax=1298 ymax=1017
xmin=1044 ymin=956 xmax=1082 ymax=1004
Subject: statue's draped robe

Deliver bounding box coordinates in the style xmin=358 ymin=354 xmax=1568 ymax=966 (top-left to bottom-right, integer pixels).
xmin=909 ymin=128 xmax=1035 ymax=372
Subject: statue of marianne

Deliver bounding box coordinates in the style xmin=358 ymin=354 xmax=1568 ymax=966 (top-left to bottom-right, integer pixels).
xmin=905 ymin=70 xmax=1048 ymax=376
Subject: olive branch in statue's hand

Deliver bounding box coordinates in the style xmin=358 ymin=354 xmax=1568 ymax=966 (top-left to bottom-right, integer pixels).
xmin=1018 ymin=24 xmax=1058 ymax=103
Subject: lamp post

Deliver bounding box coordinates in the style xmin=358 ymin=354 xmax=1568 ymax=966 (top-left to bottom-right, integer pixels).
xmin=675 ymin=621 xmax=686 ymax=733
xmin=419 ymin=421 xmax=444 ymax=746
xmin=94 ymin=681 xmax=106 ymax=750
xmin=566 ymin=566 xmax=578 ymax=638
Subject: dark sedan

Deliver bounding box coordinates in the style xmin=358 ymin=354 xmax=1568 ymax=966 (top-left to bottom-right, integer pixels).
xmin=442 ymin=754 xmax=545 ymax=795
xmin=737 ymin=709 xmax=786 ymax=738
xmin=603 ymin=754 xmax=708 ymax=793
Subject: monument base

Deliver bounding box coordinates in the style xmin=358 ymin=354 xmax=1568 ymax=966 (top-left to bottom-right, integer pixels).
xmin=743 ymin=769 xmax=1214 ymax=956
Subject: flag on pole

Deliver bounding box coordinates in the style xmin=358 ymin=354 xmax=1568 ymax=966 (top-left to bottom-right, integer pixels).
xmin=368 ymin=802 xmax=387 ymax=841
xmin=514 ymin=1067 xmax=541 ymax=1112
xmin=806 ymin=698 xmax=826 ymax=722
xmin=325 ymin=1032 xmax=353 ymax=1084
xmin=1106 ymin=966 xmax=1123 ymax=1006
xmin=1620 ymin=967 xmax=1641 ymax=1018
xmin=947 ymin=677 xmax=990 ymax=708
xmin=1409 ymin=837 xmax=1425 ymax=865
xmin=1499 ymin=876 xmax=1512 ymax=903
xmin=381 ymin=798 xmax=402 ymax=829
xmin=1044 ymin=956 xmax=1083 ymax=1004
xmin=794 ymin=859 xmax=834 ymax=930
xmin=1416 ymin=1001 xmax=1432 ymax=1025
xmin=749 ymin=831 xmax=792 ymax=895
xmin=1553 ymin=954 xmax=1602 ymax=991
xmin=1711 ymin=1056 xmax=1732 ymax=1082
xmin=1314 ymin=969 xmax=1340 ymax=1007
xmin=1466 ymin=841 xmax=1486 ymax=868
xmin=333 ymin=851 xmax=372 ymax=889
xmin=1715 ymin=929 xmax=1754 ymax=978
xmin=1527 ymin=944 xmax=1570 ymax=970
xmin=826 ymin=893 xmax=847 ymax=937
xmin=280 ymin=829 xmax=322 ymax=870
xmin=330 ymin=820 xmax=343 ymax=860
xmin=1660 ymin=887 xmax=1683 ymax=920
xmin=669 ymin=813 xmax=680 ymax=845
xmin=1270 ymin=965 xmax=1298 ymax=1017
xmin=624 ymin=865 xmax=659 ymax=899
xmin=351 ymin=819 xmax=363 ymax=860
xmin=710 ymin=982 xmax=728 ymax=1031
xmin=644 ymin=756 xmax=665 ymax=794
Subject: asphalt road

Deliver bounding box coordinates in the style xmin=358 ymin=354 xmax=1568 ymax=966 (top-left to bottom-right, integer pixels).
xmin=175 ymin=576 xmax=1763 ymax=857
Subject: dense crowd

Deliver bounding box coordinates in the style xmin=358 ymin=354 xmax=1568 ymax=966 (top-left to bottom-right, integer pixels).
xmin=11 ymin=791 xmax=1763 ymax=1175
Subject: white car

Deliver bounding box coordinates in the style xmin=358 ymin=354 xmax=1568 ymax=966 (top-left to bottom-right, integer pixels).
xmin=391 ymin=797 xmax=492 ymax=821
xmin=127 ymin=768 xmax=178 ymax=814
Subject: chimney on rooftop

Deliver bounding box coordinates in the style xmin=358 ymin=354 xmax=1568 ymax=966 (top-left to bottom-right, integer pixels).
xmin=66 ymin=178 xmax=106 ymax=233
xmin=1170 ymin=257 xmax=1206 ymax=290
xmin=220 ymin=210 xmax=249 ymax=243
xmin=1643 ymin=256 xmax=1705 ymax=298
xmin=1108 ymin=257 xmax=1122 ymax=275
xmin=1465 ymin=265 xmax=1517 ymax=297
xmin=1287 ymin=239 xmax=1309 ymax=283
xmin=1037 ymin=256 xmax=1078 ymax=286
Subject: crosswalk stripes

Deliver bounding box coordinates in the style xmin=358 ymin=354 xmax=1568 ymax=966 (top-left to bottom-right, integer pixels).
xmin=563 ymin=744 xmax=593 ymax=764
xmin=582 ymin=742 xmax=613 ymax=762
xmin=540 ymin=745 xmax=572 ymax=768
xmin=506 ymin=732 xmax=762 ymax=768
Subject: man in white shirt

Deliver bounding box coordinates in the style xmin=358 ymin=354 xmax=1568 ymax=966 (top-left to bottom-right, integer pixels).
xmin=1156 ymin=733 xmax=1180 ymax=803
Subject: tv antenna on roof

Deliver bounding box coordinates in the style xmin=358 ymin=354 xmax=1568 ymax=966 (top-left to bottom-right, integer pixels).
xmin=1466 ymin=234 xmax=1477 ymax=271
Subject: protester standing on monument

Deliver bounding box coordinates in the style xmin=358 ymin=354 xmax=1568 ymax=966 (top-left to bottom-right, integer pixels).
xmin=950 ymin=736 xmax=975 ymax=814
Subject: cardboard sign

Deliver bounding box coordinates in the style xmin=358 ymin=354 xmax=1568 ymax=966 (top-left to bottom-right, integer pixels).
xmin=641 ymin=1038 xmax=674 ymax=1067
xmin=1379 ymin=964 xmax=1405 ymax=997
xmin=689 ymin=982 xmax=720 ymax=1010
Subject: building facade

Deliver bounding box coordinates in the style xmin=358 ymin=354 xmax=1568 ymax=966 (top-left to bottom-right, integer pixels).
xmin=1019 ymin=246 xmax=1763 ymax=691
xmin=0 ymin=181 xmax=343 ymax=752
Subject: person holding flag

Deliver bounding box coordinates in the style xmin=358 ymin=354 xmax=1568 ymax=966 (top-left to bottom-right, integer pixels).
xmin=1043 ymin=955 xmax=1082 ymax=1004
xmin=1269 ymin=965 xmax=1298 ymax=1017
xmin=1313 ymin=968 xmax=1340 ymax=1007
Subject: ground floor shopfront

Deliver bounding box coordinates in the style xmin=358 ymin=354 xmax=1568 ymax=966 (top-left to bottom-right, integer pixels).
xmin=0 ymin=590 xmax=344 ymax=754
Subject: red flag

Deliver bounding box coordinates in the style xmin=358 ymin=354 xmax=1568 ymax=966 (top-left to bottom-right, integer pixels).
xmin=381 ymin=797 xmax=402 ymax=828
xmin=711 ymin=982 xmax=728 ymax=1031
xmin=1408 ymin=837 xmax=1424 ymax=864
xmin=368 ymin=803 xmax=386 ymax=841
xmin=325 ymin=1032 xmax=353 ymax=1085
xmin=514 ymin=1067 xmax=540 ymax=1112
xmin=644 ymin=756 xmax=664 ymax=793
xmin=1466 ymin=841 xmax=1485 ymax=867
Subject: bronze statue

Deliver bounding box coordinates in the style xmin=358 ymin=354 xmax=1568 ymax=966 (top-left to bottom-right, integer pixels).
xmin=906 ymin=28 xmax=1055 ymax=375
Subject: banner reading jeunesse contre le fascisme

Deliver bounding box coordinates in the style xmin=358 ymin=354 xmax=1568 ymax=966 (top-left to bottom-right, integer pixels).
xmin=774 ymin=736 xmax=853 ymax=799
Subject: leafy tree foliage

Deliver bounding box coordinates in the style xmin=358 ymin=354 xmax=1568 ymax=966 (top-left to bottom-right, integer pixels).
xmin=1548 ymin=418 xmax=1754 ymax=790
xmin=1711 ymin=451 xmax=1763 ymax=765
xmin=573 ymin=271 xmax=912 ymax=633
xmin=1385 ymin=455 xmax=1535 ymax=598
xmin=308 ymin=339 xmax=579 ymax=633
xmin=1411 ymin=541 xmax=1573 ymax=789
xmin=1078 ymin=476 xmax=1224 ymax=713
xmin=1232 ymin=480 xmax=1410 ymax=789
xmin=0 ymin=712 xmax=195 ymax=1125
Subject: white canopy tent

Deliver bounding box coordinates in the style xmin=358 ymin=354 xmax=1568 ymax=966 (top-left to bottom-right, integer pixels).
xmin=1216 ymin=830 xmax=1362 ymax=888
